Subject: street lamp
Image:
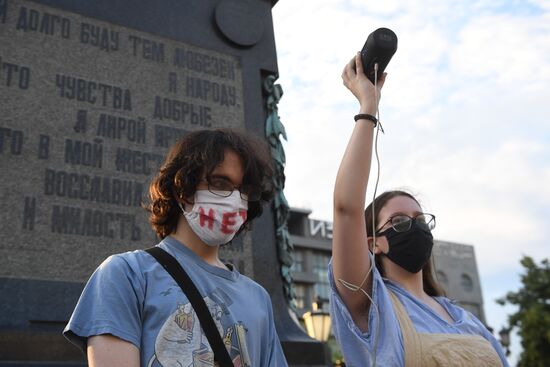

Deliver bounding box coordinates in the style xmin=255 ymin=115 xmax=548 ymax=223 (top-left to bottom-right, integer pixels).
xmin=499 ymin=327 xmax=511 ymax=357
xmin=302 ymin=297 xmax=331 ymax=342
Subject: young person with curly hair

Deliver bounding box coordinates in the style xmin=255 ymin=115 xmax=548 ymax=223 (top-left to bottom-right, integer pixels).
xmin=64 ymin=129 xmax=288 ymax=367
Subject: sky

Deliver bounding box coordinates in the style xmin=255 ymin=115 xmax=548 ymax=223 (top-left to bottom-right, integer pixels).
xmin=272 ymin=0 xmax=550 ymax=363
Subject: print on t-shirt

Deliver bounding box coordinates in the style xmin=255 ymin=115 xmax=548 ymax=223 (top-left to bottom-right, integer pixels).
xmin=146 ymin=286 xmax=251 ymax=367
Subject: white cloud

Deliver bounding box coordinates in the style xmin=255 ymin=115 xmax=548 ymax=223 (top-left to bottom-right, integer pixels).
xmin=450 ymin=15 xmax=550 ymax=84
xmin=531 ymin=0 xmax=550 ymax=11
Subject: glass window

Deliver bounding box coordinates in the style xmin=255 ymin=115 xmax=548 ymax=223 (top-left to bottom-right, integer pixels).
xmin=314 ymin=283 xmax=330 ymax=307
xmin=294 ymin=284 xmax=306 ymax=310
xmin=292 ymin=250 xmax=304 ymax=272
xmin=312 ymin=253 xmax=331 ymax=309
xmin=461 ymin=274 xmax=473 ymax=292
xmin=436 ymin=270 xmax=448 ymax=285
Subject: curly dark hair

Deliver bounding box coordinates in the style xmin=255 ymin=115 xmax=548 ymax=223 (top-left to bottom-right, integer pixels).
xmin=145 ymin=129 xmax=274 ymax=239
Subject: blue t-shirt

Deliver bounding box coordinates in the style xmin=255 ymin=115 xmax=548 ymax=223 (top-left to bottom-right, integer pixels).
xmin=329 ymin=256 xmax=509 ymax=367
xmin=64 ymin=236 xmax=288 ymax=367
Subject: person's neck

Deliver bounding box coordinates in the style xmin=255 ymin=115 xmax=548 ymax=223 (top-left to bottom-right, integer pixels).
xmin=170 ymin=219 xmax=227 ymax=270
xmin=384 ymin=260 xmax=426 ymax=300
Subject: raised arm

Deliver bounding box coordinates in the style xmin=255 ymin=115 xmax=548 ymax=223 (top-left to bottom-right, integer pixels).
xmin=332 ymin=53 xmax=386 ymax=332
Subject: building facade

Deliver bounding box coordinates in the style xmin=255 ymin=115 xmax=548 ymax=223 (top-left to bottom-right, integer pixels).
xmin=432 ymin=240 xmax=486 ymax=324
xmin=288 ymin=208 xmax=487 ymax=324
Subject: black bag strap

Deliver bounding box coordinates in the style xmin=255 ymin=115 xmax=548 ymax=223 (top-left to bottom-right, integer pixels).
xmin=145 ymin=246 xmax=234 ymax=367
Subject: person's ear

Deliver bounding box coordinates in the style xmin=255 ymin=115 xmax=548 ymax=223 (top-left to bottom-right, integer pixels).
xmin=173 ymin=192 xmax=192 ymax=213
xmin=173 ymin=188 xmax=194 ymax=206
xmin=367 ymin=237 xmax=376 ymax=251
xmin=367 ymin=236 xmax=383 ymax=255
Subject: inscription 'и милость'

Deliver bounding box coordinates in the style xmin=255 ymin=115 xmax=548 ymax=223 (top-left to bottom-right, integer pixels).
xmin=1 ymin=0 xmax=246 ymax=282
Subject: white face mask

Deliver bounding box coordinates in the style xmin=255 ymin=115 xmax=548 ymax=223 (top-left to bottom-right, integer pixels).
xmin=179 ymin=190 xmax=248 ymax=246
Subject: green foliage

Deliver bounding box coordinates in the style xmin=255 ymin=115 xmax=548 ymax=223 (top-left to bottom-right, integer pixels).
xmin=497 ymin=256 xmax=550 ymax=367
xmin=327 ymin=336 xmax=345 ymax=364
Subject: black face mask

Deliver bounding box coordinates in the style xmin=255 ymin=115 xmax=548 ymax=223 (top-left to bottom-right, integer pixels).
xmin=378 ymin=221 xmax=434 ymax=273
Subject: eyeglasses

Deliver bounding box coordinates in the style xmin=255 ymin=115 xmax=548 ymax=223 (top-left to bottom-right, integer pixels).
xmin=204 ymin=177 xmax=262 ymax=202
xmin=376 ymin=213 xmax=436 ymax=234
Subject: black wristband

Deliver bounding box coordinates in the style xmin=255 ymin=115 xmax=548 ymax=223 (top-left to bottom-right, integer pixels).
xmin=354 ymin=113 xmax=378 ymax=126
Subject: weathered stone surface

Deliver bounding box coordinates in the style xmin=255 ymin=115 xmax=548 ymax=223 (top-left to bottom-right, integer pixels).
xmin=0 ymin=0 xmax=247 ymax=282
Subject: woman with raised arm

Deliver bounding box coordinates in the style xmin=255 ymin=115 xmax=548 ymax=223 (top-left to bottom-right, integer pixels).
xmin=329 ymin=53 xmax=509 ymax=366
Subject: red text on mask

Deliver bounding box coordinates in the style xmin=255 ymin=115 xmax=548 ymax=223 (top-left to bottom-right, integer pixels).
xmin=199 ymin=207 xmax=215 ymax=229
xmin=221 ymin=210 xmax=247 ymax=234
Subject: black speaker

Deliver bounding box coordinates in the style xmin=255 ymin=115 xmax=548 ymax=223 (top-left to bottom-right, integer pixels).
xmin=360 ymin=28 xmax=398 ymax=84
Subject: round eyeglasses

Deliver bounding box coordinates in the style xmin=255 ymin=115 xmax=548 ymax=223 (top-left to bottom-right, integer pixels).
xmin=204 ymin=177 xmax=262 ymax=202
xmin=376 ymin=213 xmax=436 ymax=235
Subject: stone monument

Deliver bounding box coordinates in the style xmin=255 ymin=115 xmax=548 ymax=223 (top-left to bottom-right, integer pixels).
xmin=0 ymin=0 xmax=330 ymax=365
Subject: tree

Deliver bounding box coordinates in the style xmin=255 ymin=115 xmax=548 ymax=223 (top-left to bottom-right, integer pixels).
xmin=497 ymin=256 xmax=550 ymax=367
